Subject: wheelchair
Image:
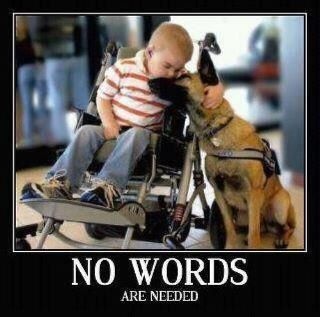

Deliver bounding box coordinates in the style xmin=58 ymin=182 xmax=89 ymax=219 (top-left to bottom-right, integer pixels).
xmin=16 ymin=39 xmax=226 ymax=250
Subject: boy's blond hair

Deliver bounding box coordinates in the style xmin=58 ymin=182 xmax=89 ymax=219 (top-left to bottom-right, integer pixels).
xmin=149 ymin=22 xmax=193 ymax=62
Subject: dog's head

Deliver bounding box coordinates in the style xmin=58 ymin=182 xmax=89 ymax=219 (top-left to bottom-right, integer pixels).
xmin=148 ymin=48 xmax=220 ymax=113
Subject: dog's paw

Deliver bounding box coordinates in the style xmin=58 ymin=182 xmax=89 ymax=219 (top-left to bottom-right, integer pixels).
xmin=225 ymin=239 xmax=242 ymax=250
xmin=274 ymin=238 xmax=289 ymax=249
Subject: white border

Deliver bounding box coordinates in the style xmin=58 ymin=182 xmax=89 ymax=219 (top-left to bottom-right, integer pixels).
xmin=13 ymin=12 xmax=307 ymax=253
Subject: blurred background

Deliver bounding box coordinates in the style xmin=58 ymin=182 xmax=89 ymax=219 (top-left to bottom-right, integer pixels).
xmin=15 ymin=14 xmax=305 ymax=180
xmin=15 ymin=14 xmax=305 ymax=249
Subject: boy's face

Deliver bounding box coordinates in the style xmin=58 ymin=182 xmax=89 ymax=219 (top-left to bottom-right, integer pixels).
xmin=146 ymin=45 xmax=188 ymax=79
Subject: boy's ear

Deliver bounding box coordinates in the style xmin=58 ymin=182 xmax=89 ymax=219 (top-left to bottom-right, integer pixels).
xmin=146 ymin=45 xmax=154 ymax=59
xmin=198 ymin=49 xmax=219 ymax=85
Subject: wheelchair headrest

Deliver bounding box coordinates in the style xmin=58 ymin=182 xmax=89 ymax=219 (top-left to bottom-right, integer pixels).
xmin=117 ymin=47 xmax=140 ymax=60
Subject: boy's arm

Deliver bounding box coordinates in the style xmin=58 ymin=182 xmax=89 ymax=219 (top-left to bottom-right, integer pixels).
xmin=96 ymin=96 xmax=120 ymax=140
xmin=96 ymin=61 xmax=123 ymax=139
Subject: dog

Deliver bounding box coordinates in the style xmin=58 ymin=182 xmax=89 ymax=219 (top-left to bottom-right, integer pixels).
xmin=149 ymin=47 xmax=296 ymax=249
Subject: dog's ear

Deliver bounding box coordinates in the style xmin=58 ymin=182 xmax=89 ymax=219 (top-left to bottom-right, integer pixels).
xmin=198 ymin=49 xmax=219 ymax=85
xmin=149 ymin=78 xmax=189 ymax=108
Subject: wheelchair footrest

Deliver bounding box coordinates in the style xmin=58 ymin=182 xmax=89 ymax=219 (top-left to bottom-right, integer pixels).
xmin=20 ymin=199 xmax=146 ymax=226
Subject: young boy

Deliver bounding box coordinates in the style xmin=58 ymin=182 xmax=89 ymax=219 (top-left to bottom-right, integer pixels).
xmin=21 ymin=22 xmax=224 ymax=208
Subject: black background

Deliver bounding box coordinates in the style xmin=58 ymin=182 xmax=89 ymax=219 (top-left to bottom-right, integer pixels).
xmin=3 ymin=0 xmax=320 ymax=314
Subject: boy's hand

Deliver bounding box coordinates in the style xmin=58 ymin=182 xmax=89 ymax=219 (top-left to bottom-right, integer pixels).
xmin=103 ymin=121 xmax=120 ymax=140
xmin=202 ymin=82 xmax=225 ymax=109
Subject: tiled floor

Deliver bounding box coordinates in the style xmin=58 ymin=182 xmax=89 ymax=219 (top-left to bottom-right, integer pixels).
xmin=15 ymin=130 xmax=304 ymax=250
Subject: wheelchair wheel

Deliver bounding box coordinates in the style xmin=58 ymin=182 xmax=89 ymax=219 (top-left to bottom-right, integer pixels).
xmin=84 ymin=223 xmax=128 ymax=240
xmin=16 ymin=238 xmax=31 ymax=250
xmin=209 ymin=200 xmax=226 ymax=249
xmin=84 ymin=223 xmax=108 ymax=240
xmin=142 ymin=210 xmax=170 ymax=243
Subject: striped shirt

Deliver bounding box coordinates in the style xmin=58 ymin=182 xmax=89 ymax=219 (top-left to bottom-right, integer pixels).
xmin=97 ymin=49 xmax=171 ymax=131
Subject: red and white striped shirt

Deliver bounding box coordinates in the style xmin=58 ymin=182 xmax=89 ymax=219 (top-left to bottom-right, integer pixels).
xmin=97 ymin=49 xmax=171 ymax=131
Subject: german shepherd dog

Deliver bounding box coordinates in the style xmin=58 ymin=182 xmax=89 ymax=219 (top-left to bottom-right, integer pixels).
xmin=149 ymin=43 xmax=296 ymax=249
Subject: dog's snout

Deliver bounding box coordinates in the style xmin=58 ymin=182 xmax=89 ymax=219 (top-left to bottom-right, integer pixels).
xmin=148 ymin=78 xmax=169 ymax=92
xmin=148 ymin=79 xmax=156 ymax=88
xmin=148 ymin=79 xmax=159 ymax=94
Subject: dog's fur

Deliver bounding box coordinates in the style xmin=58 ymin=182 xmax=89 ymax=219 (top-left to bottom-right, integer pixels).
xmin=149 ymin=54 xmax=296 ymax=249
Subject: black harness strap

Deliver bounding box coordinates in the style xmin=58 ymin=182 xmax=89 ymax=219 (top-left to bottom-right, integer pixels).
xmin=201 ymin=114 xmax=281 ymax=178
xmin=207 ymin=139 xmax=281 ymax=178
xmin=203 ymin=116 xmax=234 ymax=138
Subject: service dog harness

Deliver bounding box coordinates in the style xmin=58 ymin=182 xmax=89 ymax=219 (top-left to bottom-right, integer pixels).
xmin=204 ymin=118 xmax=281 ymax=178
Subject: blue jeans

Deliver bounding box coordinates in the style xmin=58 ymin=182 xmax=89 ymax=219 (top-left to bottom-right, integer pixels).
xmin=18 ymin=63 xmax=47 ymax=144
xmin=46 ymin=125 xmax=151 ymax=192
xmin=45 ymin=55 xmax=90 ymax=143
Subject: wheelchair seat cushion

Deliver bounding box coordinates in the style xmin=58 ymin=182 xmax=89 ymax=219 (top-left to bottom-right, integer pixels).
xmin=94 ymin=139 xmax=117 ymax=163
xmin=89 ymin=138 xmax=151 ymax=176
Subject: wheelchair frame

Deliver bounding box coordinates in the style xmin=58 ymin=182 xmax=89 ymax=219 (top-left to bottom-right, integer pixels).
xmin=16 ymin=42 xmax=215 ymax=251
